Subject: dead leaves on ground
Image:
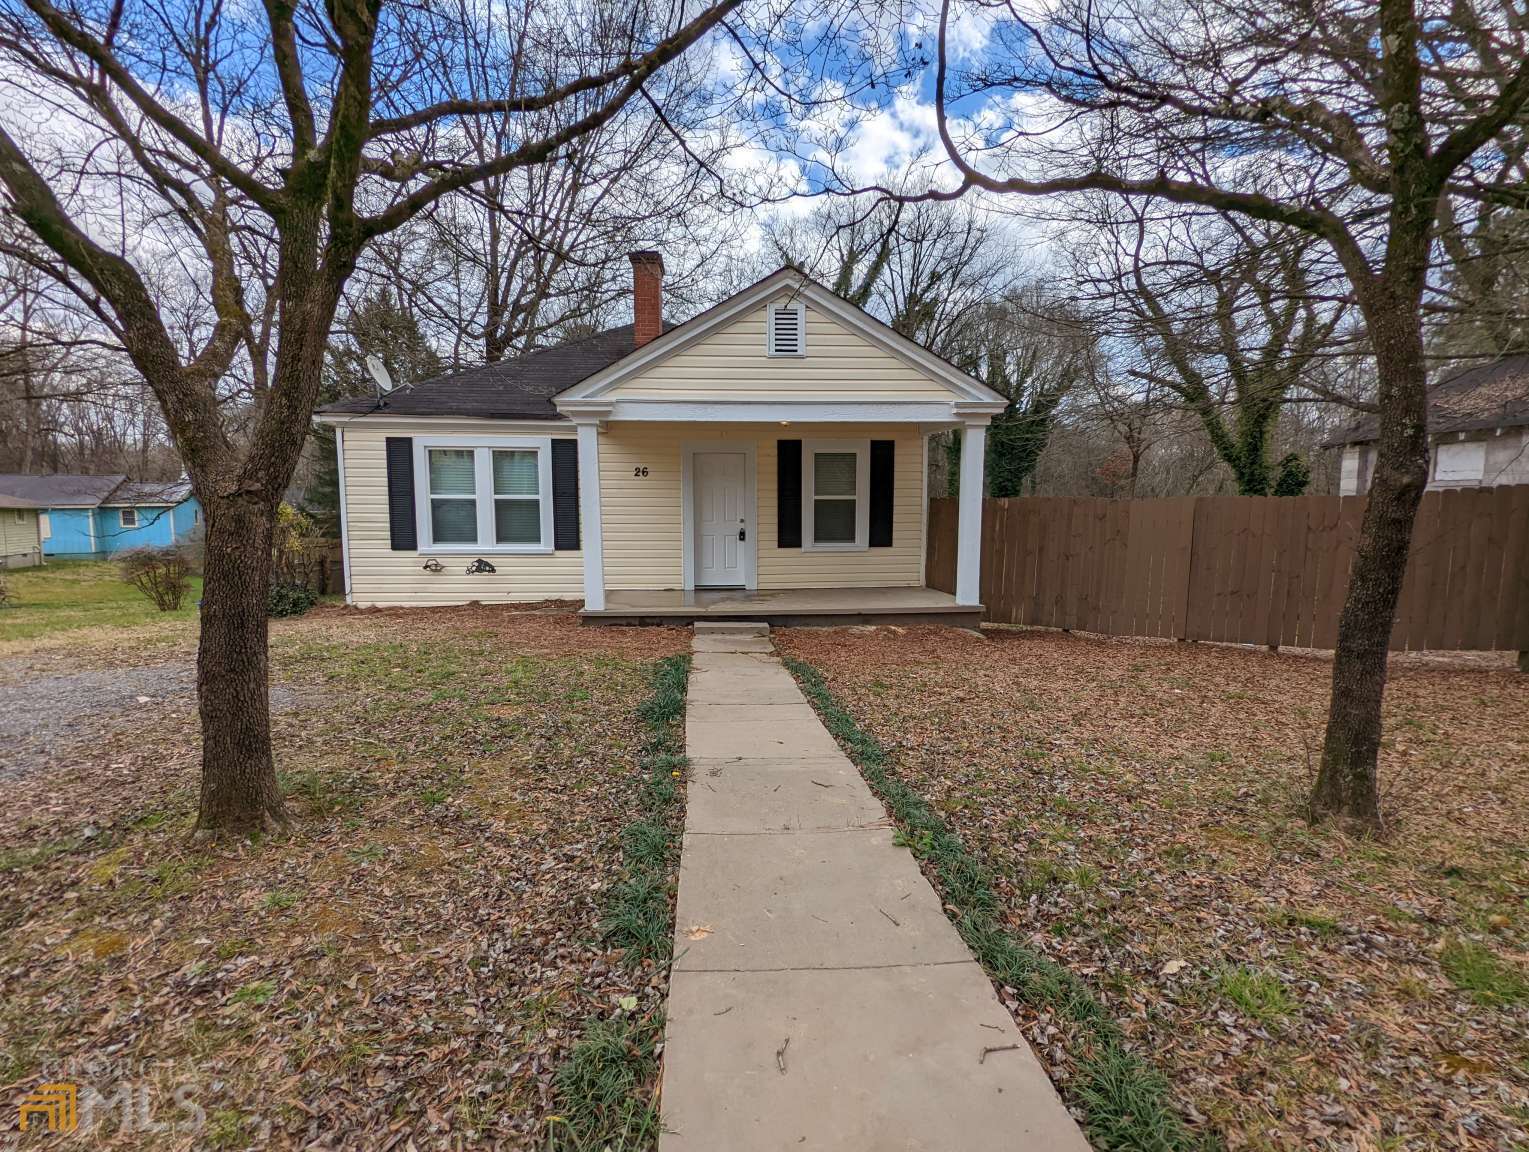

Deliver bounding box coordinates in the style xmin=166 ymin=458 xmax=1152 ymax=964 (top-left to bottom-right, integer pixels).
xmin=1 ymin=607 xmax=689 ymax=1149
xmin=776 ymin=625 xmax=1529 ymax=1152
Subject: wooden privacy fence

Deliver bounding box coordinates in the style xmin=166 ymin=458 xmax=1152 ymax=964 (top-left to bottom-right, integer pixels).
xmin=926 ymin=487 xmax=1529 ymax=652
xmin=274 ymin=540 xmax=347 ymax=596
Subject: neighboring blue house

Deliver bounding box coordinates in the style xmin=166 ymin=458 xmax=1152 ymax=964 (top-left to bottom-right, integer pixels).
xmin=0 ymin=474 xmax=201 ymax=557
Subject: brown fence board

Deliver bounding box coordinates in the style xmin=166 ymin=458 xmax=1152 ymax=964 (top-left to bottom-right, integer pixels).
xmin=1497 ymin=486 xmax=1529 ymax=650
xmin=929 ymin=486 xmax=1529 ymax=652
xmin=1440 ymin=489 xmax=1476 ymax=651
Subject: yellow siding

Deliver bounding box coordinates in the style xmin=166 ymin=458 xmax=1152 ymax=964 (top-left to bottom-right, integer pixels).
xmin=340 ymin=419 xmax=583 ymax=607
xmin=600 ymin=423 xmax=687 ymax=590
xmin=604 ymin=298 xmax=955 ymax=401
xmin=0 ymin=507 xmax=42 ymax=560
xmin=597 ymin=422 xmax=926 ymax=591
xmin=758 ymin=428 xmax=925 ymax=588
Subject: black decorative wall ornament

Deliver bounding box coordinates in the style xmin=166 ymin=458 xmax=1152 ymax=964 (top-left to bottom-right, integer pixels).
xmin=465 ymin=558 xmax=497 ymax=575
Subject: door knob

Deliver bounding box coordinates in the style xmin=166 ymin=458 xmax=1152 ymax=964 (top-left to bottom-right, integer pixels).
xmin=738 ymin=527 xmax=746 ymax=541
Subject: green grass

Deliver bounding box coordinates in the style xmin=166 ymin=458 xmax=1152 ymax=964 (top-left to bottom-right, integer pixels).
xmin=0 ymin=558 xmax=201 ymax=641
xmin=785 ymin=656 xmax=1209 ymax=1152
xmin=599 ymin=655 xmax=690 ymax=965
xmin=1214 ymin=966 xmax=1295 ymax=1022
xmin=229 ymin=980 xmax=277 ymax=1007
xmin=553 ymin=654 xmax=690 ymax=1152
xmin=1440 ymin=938 xmax=1529 ymax=1007
xmin=546 ymin=1017 xmax=665 ymax=1152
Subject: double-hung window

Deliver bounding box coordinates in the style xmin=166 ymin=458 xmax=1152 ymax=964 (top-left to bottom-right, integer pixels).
xmin=416 ymin=437 xmax=554 ymax=552
xmin=119 ymin=507 xmax=139 ymax=528
xmin=802 ymin=439 xmax=868 ymax=550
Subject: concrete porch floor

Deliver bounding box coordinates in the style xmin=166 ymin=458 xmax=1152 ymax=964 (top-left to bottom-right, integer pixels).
xmin=582 ymin=586 xmax=982 ymax=628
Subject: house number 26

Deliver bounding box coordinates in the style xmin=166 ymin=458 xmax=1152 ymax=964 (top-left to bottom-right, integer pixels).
xmin=633 ymin=466 xmax=649 ymax=477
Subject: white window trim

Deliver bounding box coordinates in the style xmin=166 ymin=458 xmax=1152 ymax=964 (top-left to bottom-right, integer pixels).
xmin=119 ymin=507 xmax=139 ymax=528
xmin=802 ymin=438 xmax=869 ymax=551
xmin=413 ymin=435 xmax=555 ymax=554
xmin=1434 ymin=438 xmax=1486 ymax=484
xmin=766 ymin=300 xmax=806 ymax=357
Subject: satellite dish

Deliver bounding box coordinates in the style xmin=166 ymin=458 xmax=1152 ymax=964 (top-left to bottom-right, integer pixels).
xmin=365 ymin=354 xmax=394 ymax=393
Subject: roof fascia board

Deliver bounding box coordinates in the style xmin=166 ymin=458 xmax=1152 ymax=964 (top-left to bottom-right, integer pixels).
xmin=312 ymin=412 xmax=573 ymax=432
xmin=595 ymin=398 xmax=1000 ymax=423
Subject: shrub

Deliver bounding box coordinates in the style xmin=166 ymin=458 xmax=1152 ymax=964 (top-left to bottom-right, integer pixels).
xmin=272 ymin=502 xmax=325 ymax=585
xmin=119 ymin=547 xmax=192 ymax=611
xmin=267 ymin=581 xmax=319 ymax=619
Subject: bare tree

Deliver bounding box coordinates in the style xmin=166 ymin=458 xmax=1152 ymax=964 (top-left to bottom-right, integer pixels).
xmin=770 ymin=193 xmax=1014 ymax=350
xmin=0 ymin=0 xmax=738 ymax=834
xmin=1071 ymin=203 xmax=1352 ymax=495
xmin=877 ymin=0 xmax=1529 ymax=833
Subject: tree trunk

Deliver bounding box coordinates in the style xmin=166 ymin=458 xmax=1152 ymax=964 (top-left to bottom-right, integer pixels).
xmin=194 ymin=494 xmax=287 ymax=834
xmin=1311 ymin=299 xmax=1430 ymax=833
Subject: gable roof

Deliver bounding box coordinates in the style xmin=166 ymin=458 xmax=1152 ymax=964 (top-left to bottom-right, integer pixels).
xmin=0 ymin=473 xmax=126 ymax=506
xmin=317 ymin=267 xmax=1006 ymax=423
xmin=555 ymin=266 xmax=1006 ymax=409
xmin=0 ymin=492 xmax=46 ymax=510
xmin=317 ymin=323 xmax=675 ymax=421
xmin=1326 ymin=354 xmax=1529 ymax=446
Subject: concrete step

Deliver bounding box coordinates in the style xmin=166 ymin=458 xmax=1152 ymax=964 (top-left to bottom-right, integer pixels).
xmin=693 ymin=620 xmax=770 ymax=636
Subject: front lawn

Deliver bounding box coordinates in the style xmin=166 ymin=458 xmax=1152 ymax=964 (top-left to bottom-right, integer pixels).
xmin=0 ymin=558 xmax=202 ymax=645
xmin=1 ymin=603 xmax=688 ymax=1148
xmin=777 ymin=626 xmax=1529 ymax=1152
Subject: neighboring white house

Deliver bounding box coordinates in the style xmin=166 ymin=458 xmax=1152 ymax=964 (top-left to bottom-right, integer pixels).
xmin=1329 ymin=354 xmax=1529 ymax=495
xmin=314 ymin=255 xmax=1006 ymax=625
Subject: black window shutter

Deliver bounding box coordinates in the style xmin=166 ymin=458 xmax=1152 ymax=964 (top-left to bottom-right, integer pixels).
xmin=384 ymin=437 xmax=417 ymax=551
xmin=777 ymin=439 xmax=802 ymax=548
xmin=869 ymin=440 xmax=894 ymax=547
xmin=551 ymin=439 xmax=580 ymax=550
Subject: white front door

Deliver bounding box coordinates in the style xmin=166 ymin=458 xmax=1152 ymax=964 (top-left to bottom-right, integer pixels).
xmin=694 ymin=451 xmax=747 ymax=587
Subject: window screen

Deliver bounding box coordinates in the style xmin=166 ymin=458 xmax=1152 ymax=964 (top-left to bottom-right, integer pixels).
xmin=812 ymin=450 xmax=858 ymax=544
xmin=428 ymin=448 xmax=478 ymax=543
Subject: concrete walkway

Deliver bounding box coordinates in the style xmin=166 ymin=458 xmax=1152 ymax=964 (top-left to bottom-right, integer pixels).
xmin=659 ymin=624 xmax=1091 ymax=1151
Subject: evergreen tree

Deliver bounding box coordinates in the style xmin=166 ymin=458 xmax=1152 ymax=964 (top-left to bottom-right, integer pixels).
xmin=305 ymin=290 xmax=443 ymax=533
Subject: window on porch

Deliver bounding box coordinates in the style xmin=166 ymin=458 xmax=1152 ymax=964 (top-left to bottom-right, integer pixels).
xmin=803 ymin=440 xmax=869 ymax=550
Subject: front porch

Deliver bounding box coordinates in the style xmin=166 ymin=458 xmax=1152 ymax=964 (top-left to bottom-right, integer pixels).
xmin=581 ymin=585 xmax=982 ymax=628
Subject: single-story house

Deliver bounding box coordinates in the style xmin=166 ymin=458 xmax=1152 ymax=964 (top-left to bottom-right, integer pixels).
xmin=0 ymin=474 xmax=202 ymax=557
xmin=0 ymin=493 xmax=46 ymax=569
xmin=315 ymin=255 xmax=1005 ymax=625
xmin=1328 ymin=354 xmax=1529 ymax=495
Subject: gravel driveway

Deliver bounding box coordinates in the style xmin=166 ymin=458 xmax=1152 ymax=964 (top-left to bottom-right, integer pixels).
xmin=0 ymin=657 xmax=303 ymax=781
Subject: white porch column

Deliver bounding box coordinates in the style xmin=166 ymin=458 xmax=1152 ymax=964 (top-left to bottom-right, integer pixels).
xmin=576 ymin=419 xmax=606 ymax=611
xmin=955 ymin=420 xmax=987 ymax=606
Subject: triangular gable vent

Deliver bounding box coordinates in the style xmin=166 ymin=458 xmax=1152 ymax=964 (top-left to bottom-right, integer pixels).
xmin=767 ymin=301 xmax=805 ymax=356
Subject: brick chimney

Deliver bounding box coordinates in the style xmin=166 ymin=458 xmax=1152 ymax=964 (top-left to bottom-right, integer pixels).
xmin=629 ymin=251 xmax=664 ymax=348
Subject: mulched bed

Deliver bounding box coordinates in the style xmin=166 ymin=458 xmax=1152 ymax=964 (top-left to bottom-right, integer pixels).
xmin=775 ymin=624 xmax=1529 ymax=1152
xmin=1 ymin=606 xmax=689 ymax=1149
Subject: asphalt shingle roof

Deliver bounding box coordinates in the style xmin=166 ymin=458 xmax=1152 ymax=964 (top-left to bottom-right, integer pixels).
xmin=0 ymin=474 xmax=191 ymax=507
xmin=317 ymin=322 xmax=674 ymax=421
xmin=0 ymin=473 xmax=125 ymax=506
xmin=1326 ymin=354 xmax=1529 ymax=446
